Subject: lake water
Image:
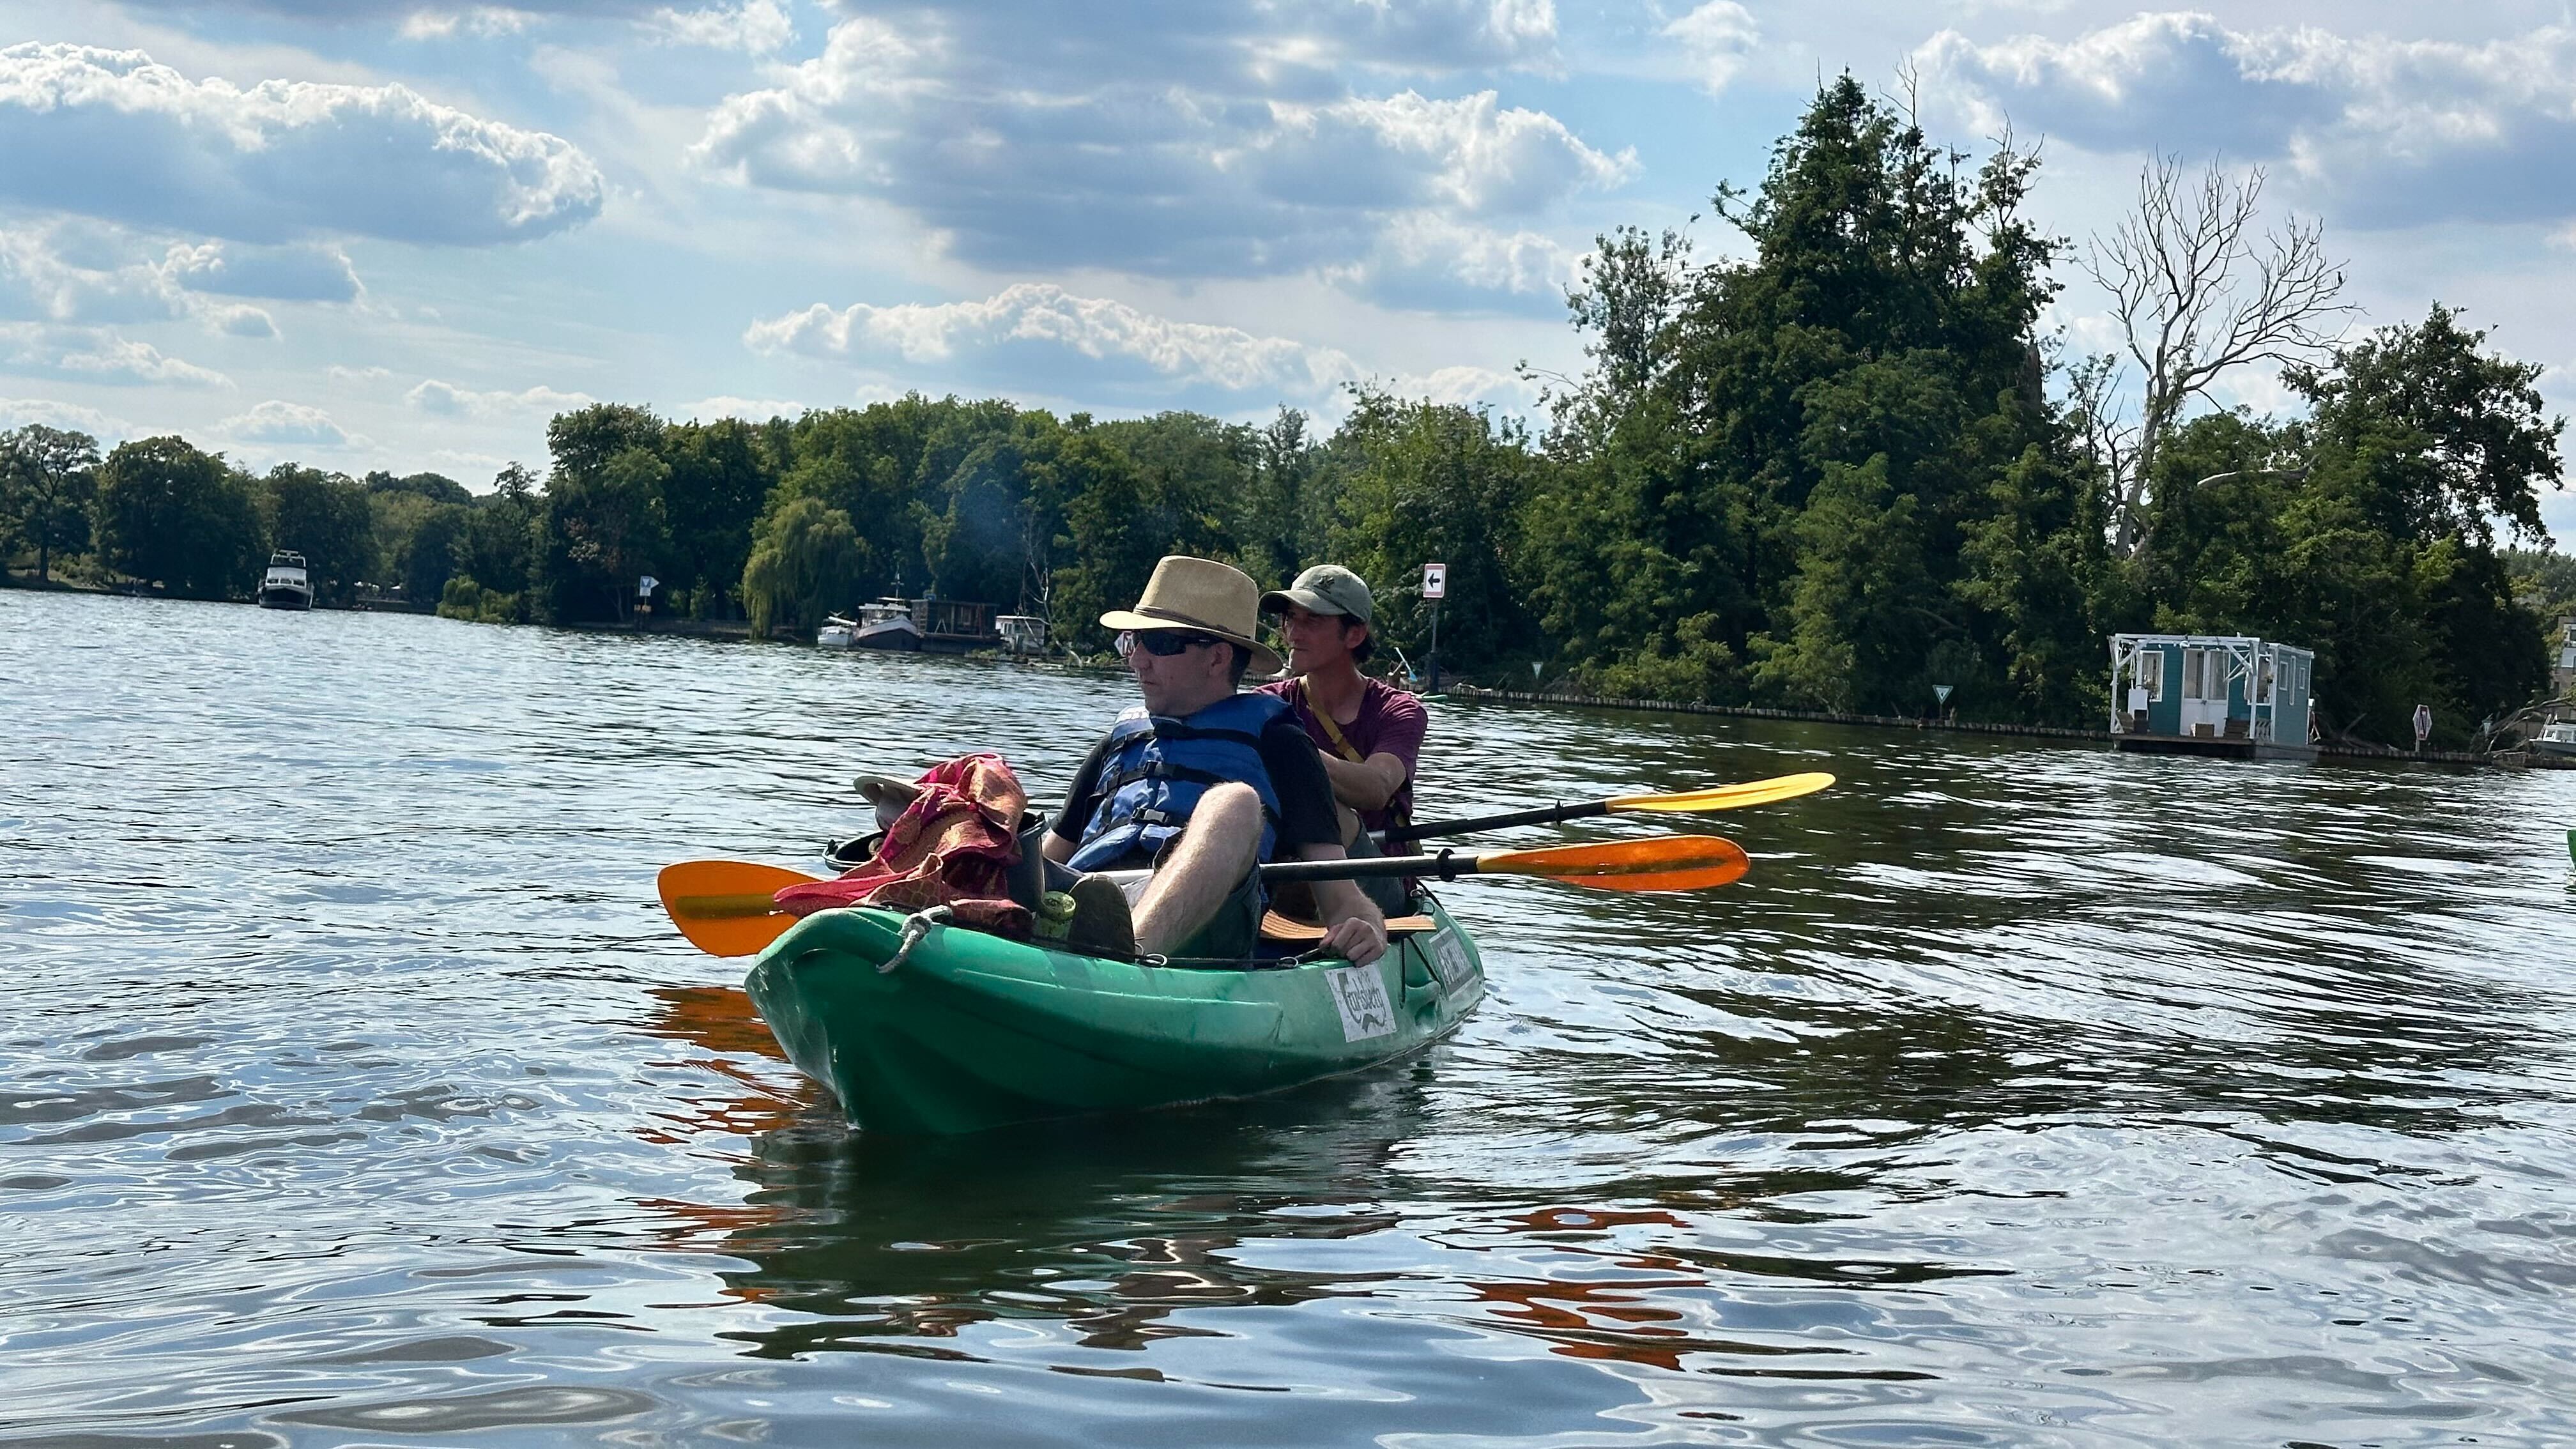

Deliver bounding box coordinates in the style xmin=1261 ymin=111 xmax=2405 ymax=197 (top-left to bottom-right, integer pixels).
xmin=5 ymin=588 xmax=2573 ymax=1447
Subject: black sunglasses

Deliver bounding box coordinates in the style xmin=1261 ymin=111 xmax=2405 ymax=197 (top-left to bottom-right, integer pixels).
xmin=1118 ymin=630 xmax=1223 ymax=657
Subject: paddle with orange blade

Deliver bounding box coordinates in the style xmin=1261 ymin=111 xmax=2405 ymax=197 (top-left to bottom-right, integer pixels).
xmin=657 ymin=860 xmax=825 ymax=958
xmin=658 ymin=834 xmax=1753 ymax=958
xmin=1242 ymin=834 xmax=1752 ymax=893
xmin=1383 ymin=771 xmax=1834 ymax=846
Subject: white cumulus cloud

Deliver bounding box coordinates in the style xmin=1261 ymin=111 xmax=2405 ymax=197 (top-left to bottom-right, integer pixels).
xmin=648 ymin=1 xmax=792 ymax=53
xmin=163 ymin=241 xmax=363 ymax=303
xmin=1326 ymin=212 xmax=1583 ymax=314
xmin=689 ymin=5 xmax=1613 ymax=296
xmin=0 ymin=394 xmax=132 ymax=438
xmin=675 ymin=394 xmax=807 ymax=421
xmin=223 ymin=399 xmax=351 ymax=446
xmin=406 ymin=378 xmax=599 ymax=415
xmin=0 ymin=322 xmax=229 ymax=387
xmin=0 ymin=225 xmax=347 ymax=341
xmin=747 ymin=284 xmax=1365 ymax=396
xmin=0 ymin=43 xmax=607 ymax=246
xmin=398 ymin=8 xmax=540 ymax=40
xmin=1918 ymin=14 xmax=2576 ymax=228
xmin=1662 ymin=2 xmax=1760 ymax=95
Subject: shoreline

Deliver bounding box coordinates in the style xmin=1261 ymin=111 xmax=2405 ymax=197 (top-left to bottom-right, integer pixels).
xmin=1446 ymin=685 xmax=2513 ymax=769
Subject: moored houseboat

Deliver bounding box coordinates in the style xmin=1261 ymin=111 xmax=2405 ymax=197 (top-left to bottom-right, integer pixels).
xmin=2108 ymin=632 xmax=2317 ymax=762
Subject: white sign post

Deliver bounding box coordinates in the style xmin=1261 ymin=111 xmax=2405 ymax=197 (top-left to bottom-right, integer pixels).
xmin=2412 ymin=703 xmax=2432 ymax=753
xmin=1421 ymin=563 xmax=1447 ymax=693
xmin=636 ymin=574 xmax=660 ymax=619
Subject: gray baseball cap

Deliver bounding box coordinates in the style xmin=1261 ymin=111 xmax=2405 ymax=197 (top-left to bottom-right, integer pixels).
xmin=1260 ymin=564 xmax=1374 ymax=627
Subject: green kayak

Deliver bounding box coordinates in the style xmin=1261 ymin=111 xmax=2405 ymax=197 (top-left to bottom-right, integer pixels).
xmin=744 ymin=894 xmax=1487 ymax=1134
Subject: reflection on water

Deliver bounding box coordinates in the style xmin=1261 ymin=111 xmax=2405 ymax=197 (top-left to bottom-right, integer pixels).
xmin=6 ymin=588 xmax=2576 ymax=1447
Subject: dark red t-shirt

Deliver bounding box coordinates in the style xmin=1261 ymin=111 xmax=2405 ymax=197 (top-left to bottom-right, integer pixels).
xmin=1257 ymin=677 xmax=1427 ymax=832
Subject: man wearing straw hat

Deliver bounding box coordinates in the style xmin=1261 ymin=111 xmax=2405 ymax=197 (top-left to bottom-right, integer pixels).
xmin=1043 ymin=556 xmax=1387 ymax=966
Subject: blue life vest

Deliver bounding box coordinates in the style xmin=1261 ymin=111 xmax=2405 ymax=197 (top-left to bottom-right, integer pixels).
xmin=1066 ymin=692 xmax=1290 ymax=873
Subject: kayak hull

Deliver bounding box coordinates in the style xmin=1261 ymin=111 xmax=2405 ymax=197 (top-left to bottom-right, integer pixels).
xmin=744 ymin=896 xmax=1487 ymax=1134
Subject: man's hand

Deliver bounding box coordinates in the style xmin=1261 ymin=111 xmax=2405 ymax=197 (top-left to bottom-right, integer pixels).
xmin=1322 ymin=914 xmax=1387 ymax=965
xmin=1293 ymin=845 xmax=1388 ymax=965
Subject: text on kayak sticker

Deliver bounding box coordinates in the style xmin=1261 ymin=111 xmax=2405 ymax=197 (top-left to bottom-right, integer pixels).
xmin=1325 ymin=965 xmax=1395 ymax=1041
xmin=1428 ymin=929 xmax=1474 ymax=990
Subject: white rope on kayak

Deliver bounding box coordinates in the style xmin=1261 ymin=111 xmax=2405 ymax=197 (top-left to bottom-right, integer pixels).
xmin=880 ymin=905 xmax=953 ymax=974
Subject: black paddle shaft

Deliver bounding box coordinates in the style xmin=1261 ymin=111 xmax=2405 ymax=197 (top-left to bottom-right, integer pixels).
xmin=1255 ymin=850 xmax=1480 ymax=883
xmin=1383 ymin=799 xmax=1610 ymax=846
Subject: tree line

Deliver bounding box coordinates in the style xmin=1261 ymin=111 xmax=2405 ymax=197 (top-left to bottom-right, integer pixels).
xmin=5 ymin=78 xmax=2568 ymax=749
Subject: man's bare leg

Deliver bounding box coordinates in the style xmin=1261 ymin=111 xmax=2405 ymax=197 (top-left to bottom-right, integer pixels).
xmin=1131 ymin=783 xmax=1261 ymax=956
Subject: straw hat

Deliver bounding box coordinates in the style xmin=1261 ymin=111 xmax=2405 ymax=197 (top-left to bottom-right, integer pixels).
xmin=1100 ymin=555 xmax=1284 ymax=677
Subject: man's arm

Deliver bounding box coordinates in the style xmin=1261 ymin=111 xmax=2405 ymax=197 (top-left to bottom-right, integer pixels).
xmin=1045 ymin=737 xmax=1112 ymax=866
xmin=1317 ymin=749 xmax=1407 ymax=811
xmin=1261 ymin=717 xmax=1387 ymax=965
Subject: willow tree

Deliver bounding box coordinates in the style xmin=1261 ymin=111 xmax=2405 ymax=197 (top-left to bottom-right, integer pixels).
xmin=743 ymin=496 xmax=865 ymax=636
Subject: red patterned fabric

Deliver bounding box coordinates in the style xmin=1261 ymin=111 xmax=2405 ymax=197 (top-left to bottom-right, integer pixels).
xmin=772 ymin=753 xmax=1031 ymax=937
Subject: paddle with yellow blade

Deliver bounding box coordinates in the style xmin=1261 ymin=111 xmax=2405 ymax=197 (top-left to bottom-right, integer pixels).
xmin=1380 ymin=770 xmax=1834 ymax=846
xmin=658 ymin=834 xmax=1754 ymax=958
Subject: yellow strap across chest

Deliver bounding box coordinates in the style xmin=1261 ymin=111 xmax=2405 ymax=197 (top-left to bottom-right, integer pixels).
xmin=1299 ymin=678 xmax=1368 ymax=763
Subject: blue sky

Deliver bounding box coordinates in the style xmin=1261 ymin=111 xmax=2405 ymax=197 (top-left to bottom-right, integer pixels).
xmin=4 ymin=0 xmax=2573 ymax=540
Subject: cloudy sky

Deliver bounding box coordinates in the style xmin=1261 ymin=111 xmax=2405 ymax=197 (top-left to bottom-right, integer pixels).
xmin=3 ymin=1 xmax=2572 ymax=537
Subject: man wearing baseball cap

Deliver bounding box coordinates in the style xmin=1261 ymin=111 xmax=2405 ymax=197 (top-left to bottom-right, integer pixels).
xmin=1259 ymin=565 xmax=1426 ymax=832
xmin=1041 ymin=555 xmax=1386 ymax=966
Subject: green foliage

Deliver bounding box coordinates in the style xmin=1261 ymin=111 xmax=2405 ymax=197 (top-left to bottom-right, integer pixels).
xmin=437 ymin=575 xmax=524 ymax=624
xmin=2508 ymin=547 xmax=2576 ymax=622
xmin=92 ymin=436 xmax=266 ymax=600
xmin=2287 ymin=305 xmax=2564 ymax=548
xmin=1956 ymin=445 xmax=2112 ymax=723
xmin=661 ymin=420 xmax=770 ymax=616
xmin=539 ymin=428 xmax=671 ymax=623
xmin=402 ymin=502 xmax=473 ymax=606
xmin=1325 ymin=388 xmax=1540 ymax=676
xmin=364 ymin=470 xmax=471 ymax=507
xmin=1525 ymin=77 xmax=2061 ymax=710
xmin=742 ymin=496 xmax=865 ymax=636
xmin=261 ymin=464 xmax=376 ymax=605
xmin=1751 ymin=457 xmax=1933 ymax=712
xmin=1048 ymin=424 xmax=1164 ymax=648
xmin=459 ymin=464 xmax=540 ymax=604
xmin=1 ymin=424 xmax=100 ymax=584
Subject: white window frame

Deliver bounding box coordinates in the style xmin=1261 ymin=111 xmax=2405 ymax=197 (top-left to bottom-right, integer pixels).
xmin=2136 ymin=648 xmax=2166 ymax=702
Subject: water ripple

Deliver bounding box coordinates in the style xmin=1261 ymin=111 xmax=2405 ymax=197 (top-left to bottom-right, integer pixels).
xmin=6 ymin=590 xmax=2576 ymax=1446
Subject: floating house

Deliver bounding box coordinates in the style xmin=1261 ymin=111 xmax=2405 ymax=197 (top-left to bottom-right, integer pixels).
xmin=995 ymin=614 xmax=1050 ymax=657
xmin=2108 ymin=633 xmax=2317 ymax=761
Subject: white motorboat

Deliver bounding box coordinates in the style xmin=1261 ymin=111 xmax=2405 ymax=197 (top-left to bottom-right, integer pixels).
xmin=257 ymin=551 xmax=313 ymax=610
xmin=2535 ymin=720 xmax=2576 ymax=758
xmin=816 ymin=616 xmax=858 ymax=648
xmin=851 ymin=599 xmax=923 ymax=651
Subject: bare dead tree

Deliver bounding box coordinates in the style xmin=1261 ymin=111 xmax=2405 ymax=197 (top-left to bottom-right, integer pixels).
xmin=2083 ymin=156 xmax=2354 ymax=559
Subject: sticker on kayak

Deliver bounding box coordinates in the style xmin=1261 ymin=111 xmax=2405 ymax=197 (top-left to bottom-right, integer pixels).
xmin=1428 ymin=929 xmax=1474 ymax=990
xmin=1324 ymin=965 xmax=1395 ymax=1041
